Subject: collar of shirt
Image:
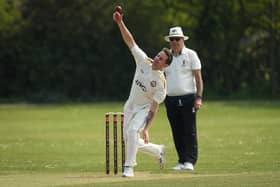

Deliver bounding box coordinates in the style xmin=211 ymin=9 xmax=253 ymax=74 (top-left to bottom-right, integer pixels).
xmin=172 ymin=46 xmax=188 ymax=56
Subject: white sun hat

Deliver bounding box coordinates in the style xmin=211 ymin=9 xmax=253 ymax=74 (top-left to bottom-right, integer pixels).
xmin=164 ymin=26 xmax=189 ymax=42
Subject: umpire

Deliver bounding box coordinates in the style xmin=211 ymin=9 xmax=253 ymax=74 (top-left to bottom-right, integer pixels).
xmin=163 ymin=26 xmax=203 ymax=171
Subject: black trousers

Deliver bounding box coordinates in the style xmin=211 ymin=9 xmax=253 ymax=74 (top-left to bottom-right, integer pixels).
xmin=164 ymin=94 xmax=198 ymax=165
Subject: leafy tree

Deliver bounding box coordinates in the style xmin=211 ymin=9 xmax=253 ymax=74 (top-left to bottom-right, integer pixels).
xmin=0 ymin=0 xmax=25 ymax=99
xmin=0 ymin=0 xmax=279 ymax=102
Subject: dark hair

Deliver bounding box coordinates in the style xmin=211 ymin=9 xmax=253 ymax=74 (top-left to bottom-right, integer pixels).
xmin=162 ymin=48 xmax=173 ymax=65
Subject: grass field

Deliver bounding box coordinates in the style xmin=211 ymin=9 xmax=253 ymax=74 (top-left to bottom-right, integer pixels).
xmin=0 ymin=101 xmax=280 ymax=187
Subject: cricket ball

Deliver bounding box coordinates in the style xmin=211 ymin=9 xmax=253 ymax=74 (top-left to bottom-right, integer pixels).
xmin=114 ymin=5 xmax=122 ymax=14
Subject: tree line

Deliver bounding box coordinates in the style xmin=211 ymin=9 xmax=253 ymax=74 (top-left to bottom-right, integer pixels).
xmin=0 ymin=0 xmax=279 ymax=102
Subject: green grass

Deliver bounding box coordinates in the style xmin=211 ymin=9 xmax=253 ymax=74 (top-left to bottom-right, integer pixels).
xmin=0 ymin=101 xmax=280 ymax=186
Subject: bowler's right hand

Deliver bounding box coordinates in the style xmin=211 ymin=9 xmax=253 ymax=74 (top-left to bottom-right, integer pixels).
xmin=113 ymin=12 xmax=122 ymax=23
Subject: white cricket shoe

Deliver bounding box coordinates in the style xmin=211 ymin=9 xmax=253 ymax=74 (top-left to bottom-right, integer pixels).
xmin=171 ymin=163 xmax=185 ymax=170
xmin=159 ymin=145 xmax=166 ymax=169
xmin=183 ymin=162 xmax=194 ymax=170
xmin=122 ymin=166 xmax=134 ymax=177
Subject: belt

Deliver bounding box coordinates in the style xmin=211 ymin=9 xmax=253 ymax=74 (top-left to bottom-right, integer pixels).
xmin=166 ymin=93 xmax=195 ymax=98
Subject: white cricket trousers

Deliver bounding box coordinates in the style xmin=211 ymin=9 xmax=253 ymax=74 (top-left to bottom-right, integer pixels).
xmin=123 ymin=102 xmax=162 ymax=167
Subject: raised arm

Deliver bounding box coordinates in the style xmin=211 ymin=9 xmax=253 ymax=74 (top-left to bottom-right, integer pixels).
xmin=113 ymin=11 xmax=136 ymax=49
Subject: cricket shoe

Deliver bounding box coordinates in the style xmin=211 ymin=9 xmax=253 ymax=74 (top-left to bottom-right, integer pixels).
xmin=183 ymin=162 xmax=194 ymax=170
xmin=171 ymin=163 xmax=185 ymax=170
xmin=159 ymin=145 xmax=166 ymax=169
xmin=122 ymin=166 xmax=134 ymax=177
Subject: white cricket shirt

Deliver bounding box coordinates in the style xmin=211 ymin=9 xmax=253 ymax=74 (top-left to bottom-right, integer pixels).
xmin=126 ymin=45 xmax=166 ymax=106
xmin=164 ymin=47 xmax=201 ymax=96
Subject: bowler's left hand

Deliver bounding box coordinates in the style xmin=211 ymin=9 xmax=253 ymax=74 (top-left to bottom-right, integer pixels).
xmin=143 ymin=129 xmax=149 ymax=144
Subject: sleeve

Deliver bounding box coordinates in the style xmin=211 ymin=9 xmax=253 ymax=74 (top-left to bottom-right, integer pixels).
xmin=130 ymin=45 xmax=148 ymax=65
xmin=190 ymin=50 xmax=201 ymax=70
xmin=153 ymin=75 xmax=167 ymax=104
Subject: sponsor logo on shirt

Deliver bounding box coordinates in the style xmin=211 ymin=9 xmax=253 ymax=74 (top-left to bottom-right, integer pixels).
xmin=135 ymin=80 xmax=147 ymax=92
xmin=150 ymin=81 xmax=156 ymax=87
